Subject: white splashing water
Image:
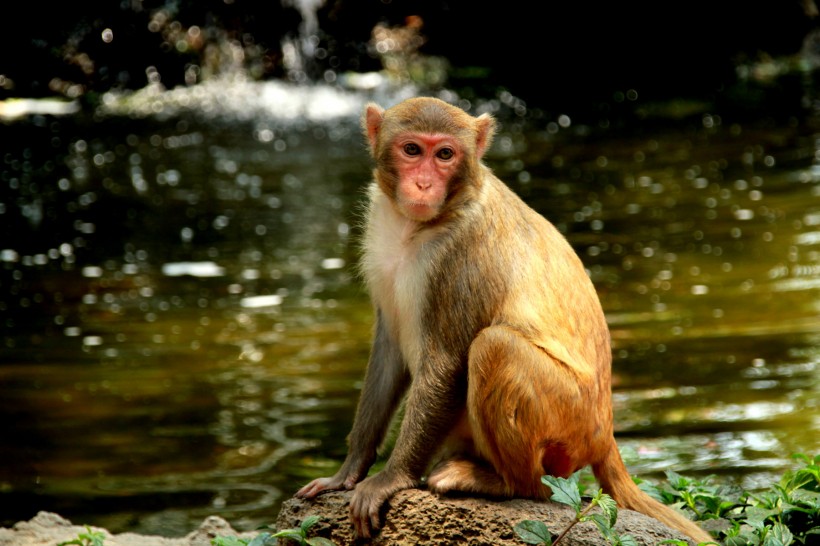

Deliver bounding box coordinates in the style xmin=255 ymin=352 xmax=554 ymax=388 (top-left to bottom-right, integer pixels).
xmin=99 ymin=0 xmax=420 ymax=124
xmin=98 ymin=74 xmax=419 ymax=124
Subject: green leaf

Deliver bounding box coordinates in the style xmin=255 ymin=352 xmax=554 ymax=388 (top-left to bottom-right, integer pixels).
xmin=596 ymin=492 xmax=618 ymax=527
xmin=762 ymin=522 xmax=793 ymax=546
xmin=513 ymin=520 xmax=553 ymax=545
xmin=58 ymin=526 xmax=106 ymax=546
xmin=618 ymin=534 xmax=639 ymax=546
xmin=542 ymin=473 xmax=582 ymax=512
xmin=665 ymin=470 xmax=688 ymax=490
xmin=794 ymin=486 xmax=820 ymax=501
xmin=306 ymin=538 xmax=336 ymax=546
xmin=211 ymin=537 xmax=249 ymax=546
xmin=638 ymin=480 xmax=666 ymax=503
xmin=82 ymin=527 xmax=106 ymax=546
xmin=744 ymin=505 xmax=781 ymax=528
xmin=584 ymin=513 xmax=617 ymax=541
xmin=270 ymin=529 xmax=305 ymax=541
xmin=301 ymin=515 xmax=321 ymax=533
xmin=713 ymin=499 xmax=740 ymax=517
xmin=725 ymin=536 xmax=752 ymax=546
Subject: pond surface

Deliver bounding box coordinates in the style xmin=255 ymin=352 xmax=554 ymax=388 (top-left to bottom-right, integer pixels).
xmin=1 ymin=81 xmax=819 ymax=537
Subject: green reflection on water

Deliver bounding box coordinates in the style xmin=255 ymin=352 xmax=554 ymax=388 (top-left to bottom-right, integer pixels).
xmin=0 ymin=103 xmax=818 ymax=536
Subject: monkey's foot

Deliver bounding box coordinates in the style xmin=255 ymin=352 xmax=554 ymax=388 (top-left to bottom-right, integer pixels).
xmin=427 ymin=458 xmax=509 ymax=496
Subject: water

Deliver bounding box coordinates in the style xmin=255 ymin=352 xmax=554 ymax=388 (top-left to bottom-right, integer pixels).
xmin=1 ymin=80 xmax=818 ymax=536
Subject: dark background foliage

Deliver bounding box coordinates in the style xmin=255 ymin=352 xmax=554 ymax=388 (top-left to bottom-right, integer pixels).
xmin=1 ymin=0 xmax=817 ymax=113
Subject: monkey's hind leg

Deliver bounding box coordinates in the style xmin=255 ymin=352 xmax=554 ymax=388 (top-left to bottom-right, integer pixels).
xmin=427 ymin=456 xmax=511 ymax=497
xmin=452 ymin=325 xmax=590 ymax=499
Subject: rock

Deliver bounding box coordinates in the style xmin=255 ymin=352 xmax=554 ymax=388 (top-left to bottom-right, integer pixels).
xmin=276 ymin=489 xmax=694 ymax=545
xmin=0 ymin=511 xmax=255 ymax=546
xmin=0 ymin=491 xmax=696 ymax=545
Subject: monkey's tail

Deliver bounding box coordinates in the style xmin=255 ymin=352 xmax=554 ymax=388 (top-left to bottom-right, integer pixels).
xmin=591 ymin=443 xmax=713 ymax=545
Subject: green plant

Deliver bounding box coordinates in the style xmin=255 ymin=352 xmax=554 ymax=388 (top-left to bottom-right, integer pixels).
xmin=211 ymin=515 xmax=336 ymax=546
xmin=514 ymin=471 xmax=638 ymax=546
xmin=637 ymin=469 xmax=741 ymax=522
xmin=724 ymin=453 xmax=819 ymax=546
xmin=513 ymin=453 xmax=820 ymax=546
xmin=635 ymin=453 xmax=820 ymax=545
xmin=57 ymin=525 xmax=106 ymax=546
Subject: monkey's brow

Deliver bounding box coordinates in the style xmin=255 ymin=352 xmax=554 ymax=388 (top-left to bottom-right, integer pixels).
xmin=397 ymin=133 xmax=458 ymax=144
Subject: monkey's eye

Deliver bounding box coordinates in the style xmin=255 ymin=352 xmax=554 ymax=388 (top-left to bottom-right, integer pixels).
xmin=436 ymin=148 xmax=454 ymax=160
xmin=403 ymin=143 xmax=421 ymax=156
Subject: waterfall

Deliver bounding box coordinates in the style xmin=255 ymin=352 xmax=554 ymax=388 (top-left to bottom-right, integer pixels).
xmin=280 ymin=0 xmax=325 ymax=83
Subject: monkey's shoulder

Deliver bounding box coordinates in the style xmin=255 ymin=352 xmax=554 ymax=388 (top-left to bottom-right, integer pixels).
xmin=475 ymin=177 xmax=577 ymax=254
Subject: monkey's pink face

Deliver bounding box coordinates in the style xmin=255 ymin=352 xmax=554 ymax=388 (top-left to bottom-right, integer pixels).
xmin=391 ymin=133 xmax=461 ymax=222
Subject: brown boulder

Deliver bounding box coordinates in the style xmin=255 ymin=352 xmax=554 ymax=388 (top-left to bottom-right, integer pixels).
xmin=276 ymin=489 xmax=695 ymax=545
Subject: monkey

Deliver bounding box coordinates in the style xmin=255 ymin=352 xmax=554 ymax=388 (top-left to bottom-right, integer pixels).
xmin=295 ymin=97 xmax=712 ymax=544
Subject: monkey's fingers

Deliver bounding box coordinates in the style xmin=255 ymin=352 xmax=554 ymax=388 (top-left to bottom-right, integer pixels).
xmin=349 ymin=493 xmax=380 ymax=539
xmin=295 ymin=477 xmax=341 ymax=498
xmin=367 ymin=504 xmax=381 ymax=536
xmin=352 ymin=515 xmax=372 ymax=539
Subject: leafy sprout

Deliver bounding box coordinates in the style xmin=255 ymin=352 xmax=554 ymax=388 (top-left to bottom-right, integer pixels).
xmin=514 ymin=471 xmax=637 ymax=546
xmin=211 ymin=515 xmax=336 ymax=546
xmin=57 ymin=525 xmax=107 ymax=546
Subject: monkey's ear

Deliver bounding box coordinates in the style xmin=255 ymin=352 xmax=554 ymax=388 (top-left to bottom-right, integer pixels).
xmin=362 ymin=103 xmax=385 ymax=155
xmin=475 ymin=114 xmax=496 ymax=159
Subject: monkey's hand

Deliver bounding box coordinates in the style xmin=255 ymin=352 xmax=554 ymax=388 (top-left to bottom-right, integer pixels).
xmin=296 ymin=452 xmax=377 ymax=499
xmin=349 ymin=469 xmax=416 ymax=539
xmin=295 ymin=473 xmax=358 ymax=499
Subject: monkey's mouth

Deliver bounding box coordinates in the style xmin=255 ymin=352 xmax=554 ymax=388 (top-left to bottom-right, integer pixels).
xmin=401 ymin=200 xmax=441 ymax=222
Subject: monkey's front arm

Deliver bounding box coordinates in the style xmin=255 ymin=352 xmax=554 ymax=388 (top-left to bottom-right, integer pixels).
xmin=295 ymin=313 xmax=409 ymax=499
xmin=347 ymin=353 xmax=464 ymax=537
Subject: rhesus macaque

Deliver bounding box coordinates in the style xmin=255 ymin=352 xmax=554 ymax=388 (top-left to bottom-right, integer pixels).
xmin=296 ymin=97 xmax=711 ymax=544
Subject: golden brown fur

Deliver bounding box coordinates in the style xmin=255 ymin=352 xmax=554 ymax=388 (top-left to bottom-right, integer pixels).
xmin=296 ymin=97 xmax=712 ymax=544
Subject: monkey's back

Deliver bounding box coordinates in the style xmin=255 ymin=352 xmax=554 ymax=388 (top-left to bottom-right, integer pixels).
xmin=429 ymin=169 xmax=617 ymax=463
xmin=469 ymin=171 xmax=612 ymax=383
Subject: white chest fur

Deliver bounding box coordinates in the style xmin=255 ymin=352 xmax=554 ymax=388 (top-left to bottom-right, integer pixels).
xmin=361 ymin=186 xmax=436 ymax=376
